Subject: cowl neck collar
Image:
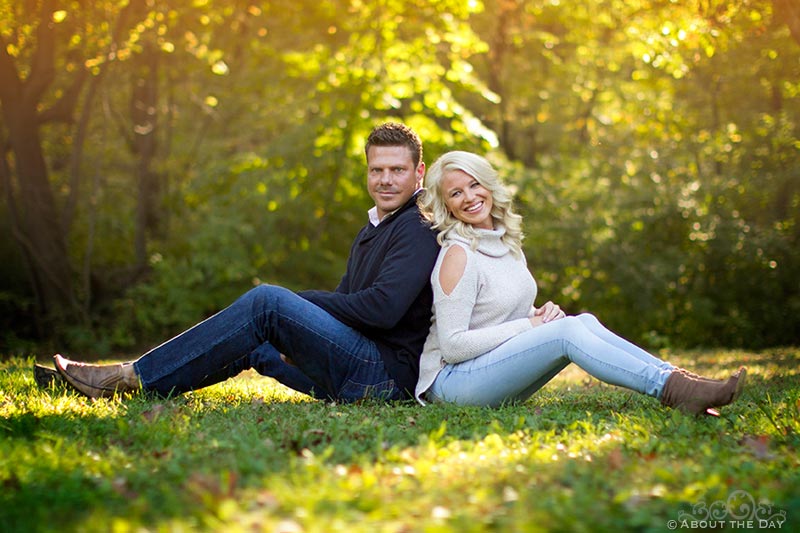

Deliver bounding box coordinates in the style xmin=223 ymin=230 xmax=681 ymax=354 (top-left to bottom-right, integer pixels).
xmin=449 ymin=226 xmax=509 ymax=258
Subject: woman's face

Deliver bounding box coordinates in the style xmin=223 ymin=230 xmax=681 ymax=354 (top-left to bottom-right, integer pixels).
xmin=441 ymin=169 xmax=494 ymax=230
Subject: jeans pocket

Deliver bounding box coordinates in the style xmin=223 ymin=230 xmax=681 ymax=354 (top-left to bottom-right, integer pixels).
xmin=339 ymin=378 xmax=398 ymax=402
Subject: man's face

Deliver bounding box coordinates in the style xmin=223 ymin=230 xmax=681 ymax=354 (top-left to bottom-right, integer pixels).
xmin=366 ymin=145 xmax=425 ymax=220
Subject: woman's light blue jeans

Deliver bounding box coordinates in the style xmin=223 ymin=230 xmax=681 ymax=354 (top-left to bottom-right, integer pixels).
xmin=133 ymin=284 xmax=401 ymax=402
xmin=428 ymin=313 xmax=675 ymax=407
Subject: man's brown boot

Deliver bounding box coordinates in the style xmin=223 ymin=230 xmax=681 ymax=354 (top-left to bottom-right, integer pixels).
xmin=54 ymin=354 xmax=141 ymax=398
xmin=660 ymin=367 xmax=747 ymax=415
xmin=34 ymin=364 xmax=65 ymax=388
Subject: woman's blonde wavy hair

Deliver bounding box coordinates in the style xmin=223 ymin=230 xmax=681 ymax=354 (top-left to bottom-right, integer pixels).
xmin=419 ymin=151 xmax=524 ymax=257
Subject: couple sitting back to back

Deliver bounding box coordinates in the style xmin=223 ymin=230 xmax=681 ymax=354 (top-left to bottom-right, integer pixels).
xmin=48 ymin=123 xmax=745 ymax=416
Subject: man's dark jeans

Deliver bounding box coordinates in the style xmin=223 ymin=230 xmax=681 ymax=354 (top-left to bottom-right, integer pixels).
xmin=134 ymin=285 xmax=402 ymax=402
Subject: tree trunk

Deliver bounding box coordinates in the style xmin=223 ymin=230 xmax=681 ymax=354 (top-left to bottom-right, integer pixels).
xmin=131 ymin=41 xmax=162 ymax=268
xmin=0 ymin=2 xmax=78 ymax=329
xmin=774 ymin=0 xmax=800 ymax=46
xmin=2 ymin=100 xmax=76 ymax=326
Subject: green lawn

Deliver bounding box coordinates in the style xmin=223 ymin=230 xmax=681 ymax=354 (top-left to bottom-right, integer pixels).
xmin=1 ymin=348 xmax=798 ymax=532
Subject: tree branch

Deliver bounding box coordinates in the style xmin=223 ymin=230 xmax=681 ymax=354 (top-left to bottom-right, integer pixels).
xmin=61 ymin=0 xmax=146 ymax=230
xmin=37 ymin=68 xmax=88 ymax=124
xmin=0 ymin=35 xmax=23 ymax=103
xmin=25 ymin=0 xmax=58 ymax=106
xmin=61 ymin=71 xmax=99 ymax=232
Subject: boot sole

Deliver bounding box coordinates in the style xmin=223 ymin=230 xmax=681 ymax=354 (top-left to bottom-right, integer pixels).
xmin=705 ymin=367 xmax=747 ymax=417
xmin=730 ymin=367 xmax=747 ymax=403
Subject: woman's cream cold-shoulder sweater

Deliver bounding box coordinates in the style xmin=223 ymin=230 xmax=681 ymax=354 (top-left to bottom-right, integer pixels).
xmin=415 ymin=227 xmax=538 ymax=403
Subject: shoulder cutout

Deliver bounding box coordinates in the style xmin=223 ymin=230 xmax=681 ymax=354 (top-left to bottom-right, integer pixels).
xmin=439 ymin=244 xmax=467 ymax=296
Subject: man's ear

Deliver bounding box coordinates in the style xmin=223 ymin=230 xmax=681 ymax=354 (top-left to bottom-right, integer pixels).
xmin=416 ymin=162 xmax=426 ymax=187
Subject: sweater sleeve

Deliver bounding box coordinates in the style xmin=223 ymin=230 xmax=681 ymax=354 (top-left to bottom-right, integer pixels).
xmin=433 ymin=245 xmax=532 ymax=364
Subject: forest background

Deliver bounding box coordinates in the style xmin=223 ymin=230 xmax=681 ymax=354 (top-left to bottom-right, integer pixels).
xmin=1 ymin=0 xmax=798 ymax=357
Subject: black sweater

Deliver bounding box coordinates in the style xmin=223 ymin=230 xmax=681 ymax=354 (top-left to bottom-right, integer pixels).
xmin=299 ymin=195 xmax=440 ymax=397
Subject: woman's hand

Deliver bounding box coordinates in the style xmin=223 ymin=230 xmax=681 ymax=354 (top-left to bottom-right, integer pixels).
xmin=529 ymin=301 xmax=566 ymax=327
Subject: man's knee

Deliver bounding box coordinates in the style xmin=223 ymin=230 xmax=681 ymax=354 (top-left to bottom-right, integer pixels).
xmin=245 ymin=284 xmax=294 ymax=306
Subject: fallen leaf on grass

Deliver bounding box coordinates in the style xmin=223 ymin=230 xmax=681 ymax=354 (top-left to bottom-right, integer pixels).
xmin=740 ymin=435 xmax=773 ymax=459
xmin=151 ymin=449 xmax=170 ymax=460
xmin=111 ymin=476 xmax=138 ymax=500
xmin=607 ymin=447 xmax=625 ymax=471
xmin=287 ymin=428 xmax=330 ymax=454
xmin=636 ymin=451 xmax=658 ymax=462
xmin=140 ymin=403 xmax=166 ymax=422
xmin=185 ymin=471 xmax=239 ymax=503
xmin=252 ymin=490 xmax=279 ymax=510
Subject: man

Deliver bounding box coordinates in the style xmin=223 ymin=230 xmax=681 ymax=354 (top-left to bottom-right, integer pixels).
xmin=47 ymin=122 xmax=440 ymax=402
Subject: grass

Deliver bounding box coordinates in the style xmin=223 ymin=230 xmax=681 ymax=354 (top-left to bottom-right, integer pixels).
xmin=1 ymin=348 xmax=798 ymax=532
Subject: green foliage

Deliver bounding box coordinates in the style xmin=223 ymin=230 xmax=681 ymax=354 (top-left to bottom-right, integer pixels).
xmin=1 ymin=0 xmax=798 ymax=351
xmin=467 ymin=0 xmax=800 ymax=348
xmin=1 ymin=349 xmax=798 ymax=531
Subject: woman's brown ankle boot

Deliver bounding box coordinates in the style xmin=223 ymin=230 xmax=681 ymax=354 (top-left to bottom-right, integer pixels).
xmin=676 ymin=368 xmax=724 ymax=383
xmin=660 ymin=367 xmax=747 ymax=415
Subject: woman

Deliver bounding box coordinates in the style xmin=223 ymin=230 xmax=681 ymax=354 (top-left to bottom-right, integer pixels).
xmin=415 ymin=151 xmax=745 ymax=414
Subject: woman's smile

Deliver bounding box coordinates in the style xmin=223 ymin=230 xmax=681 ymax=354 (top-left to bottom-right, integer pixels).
xmin=442 ymin=170 xmax=494 ymax=229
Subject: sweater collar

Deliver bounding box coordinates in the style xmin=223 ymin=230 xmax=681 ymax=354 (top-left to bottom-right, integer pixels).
xmin=367 ymin=189 xmax=423 ymax=227
xmin=449 ymin=226 xmax=510 ymax=258
xmin=360 ymin=192 xmax=423 ymax=243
